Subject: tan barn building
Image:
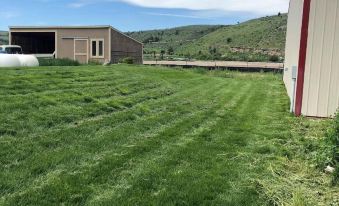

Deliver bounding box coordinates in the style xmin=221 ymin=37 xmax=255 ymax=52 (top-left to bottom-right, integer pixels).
xmin=284 ymin=0 xmax=339 ymax=117
xmin=8 ymin=26 xmax=143 ymax=64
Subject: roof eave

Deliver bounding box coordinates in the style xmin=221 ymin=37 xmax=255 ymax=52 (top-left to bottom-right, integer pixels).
xmin=9 ymin=25 xmax=111 ymax=29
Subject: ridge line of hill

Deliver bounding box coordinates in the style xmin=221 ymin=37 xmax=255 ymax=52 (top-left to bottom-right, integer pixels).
xmin=127 ymin=14 xmax=287 ymax=62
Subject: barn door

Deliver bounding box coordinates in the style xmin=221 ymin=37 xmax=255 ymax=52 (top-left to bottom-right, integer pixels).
xmin=74 ymin=39 xmax=88 ymax=64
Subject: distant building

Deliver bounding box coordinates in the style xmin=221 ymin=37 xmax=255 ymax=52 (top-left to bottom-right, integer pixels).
xmin=284 ymin=0 xmax=339 ymax=117
xmin=9 ymin=26 xmax=143 ymax=64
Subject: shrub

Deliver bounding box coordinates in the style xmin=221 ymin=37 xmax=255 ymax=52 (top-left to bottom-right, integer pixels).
xmin=316 ymin=112 xmax=339 ymax=185
xmin=88 ymin=60 xmax=101 ymax=65
xmin=331 ymin=113 xmax=339 ymax=184
xmin=269 ymin=55 xmax=280 ymax=62
xmin=119 ymin=57 xmax=134 ymax=64
xmin=142 ymin=36 xmax=160 ymax=43
xmin=193 ymin=68 xmax=208 ymax=74
xmin=167 ymin=47 xmax=174 ymax=55
xmin=38 ymin=58 xmax=80 ymax=66
xmin=160 ymin=50 xmax=166 ymax=60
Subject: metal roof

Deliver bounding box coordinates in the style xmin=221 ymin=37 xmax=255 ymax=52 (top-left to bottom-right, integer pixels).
xmin=9 ymin=25 xmax=143 ymax=45
xmin=9 ymin=25 xmax=111 ymax=29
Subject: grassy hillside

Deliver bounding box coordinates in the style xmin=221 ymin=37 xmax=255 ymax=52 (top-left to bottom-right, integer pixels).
xmin=128 ymin=14 xmax=287 ymax=62
xmin=178 ymin=14 xmax=287 ymax=61
xmin=0 ymin=65 xmax=336 ymax=205
xmin=126 ymin=25 xmax=224 ymax=53
xmin=0 ymin=31 xmax=9 ymax=45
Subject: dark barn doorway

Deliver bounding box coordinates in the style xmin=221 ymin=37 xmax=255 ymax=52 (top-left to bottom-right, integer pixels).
xmin=11 ymin=32 xmax=55 ymax=54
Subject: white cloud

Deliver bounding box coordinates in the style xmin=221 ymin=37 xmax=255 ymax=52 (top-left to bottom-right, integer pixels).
xmin=0 ymin=11 xmax=20 ymax=19
xmin=118 ymin=0 xmax=289 ymax=14
xmin=69 ymin=2 xmax=89 ymax=8
xmin=68 ymin=0 xmax=100 ymax=8
xmin=68 ymin=0 xmax=289 ymax=14
xmin=142 ymin=12 xmax=214 ymax=20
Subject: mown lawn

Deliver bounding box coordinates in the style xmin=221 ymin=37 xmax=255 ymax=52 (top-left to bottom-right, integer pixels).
xmin=0 ymin=65 xmax=335 ymax=205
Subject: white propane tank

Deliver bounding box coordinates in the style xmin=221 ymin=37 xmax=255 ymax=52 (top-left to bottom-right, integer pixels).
xmin=0 ymin=54 xmax=39 ymax=67
xmin=17 ymin=55 xmax=39 ymax=67
xmin=0 ymin=54 xmax=22 ymax=67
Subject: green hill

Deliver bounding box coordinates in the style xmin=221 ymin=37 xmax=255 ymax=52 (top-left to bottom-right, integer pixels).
xmin=126 ymin=25 xmax=224 ymax=53
xmin=0 ymin=31 xmax=9 ymax=45
xmin=128 ymin=14 xmax=287 ymax=62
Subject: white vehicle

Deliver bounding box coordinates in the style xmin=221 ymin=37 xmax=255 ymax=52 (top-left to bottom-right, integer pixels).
xmin=0 ymin=45 xmax=23 ymax=54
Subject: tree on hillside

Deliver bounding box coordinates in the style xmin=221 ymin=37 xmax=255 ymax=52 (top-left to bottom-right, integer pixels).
xmin=167 ymin=47 xmax=174 ymax=55
xmin=160 ymin=50 xmax=165 ymax=60
xmin=142 ymin=36 xmax=160 ymax=44
xmin=209 ymin=47 xmax=217 ymax=54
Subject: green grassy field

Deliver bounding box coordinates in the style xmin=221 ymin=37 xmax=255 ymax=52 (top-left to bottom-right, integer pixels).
xmin=0 ymin=65 xmax=336 ymax=205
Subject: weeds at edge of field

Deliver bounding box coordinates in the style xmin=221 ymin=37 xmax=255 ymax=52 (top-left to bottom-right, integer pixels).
xmin=38 ymin=58 xmax=81 ymax=66
xmin=324 ymin=113 xmax=339 ymax=185
xmin=255 ymin=116 xmax=338 ymax=206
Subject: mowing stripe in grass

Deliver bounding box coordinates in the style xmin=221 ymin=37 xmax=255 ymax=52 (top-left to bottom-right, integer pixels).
xmin=86 ymin=82 xmax=253 ymax=205
xmin=3 ymin=79 xmax=247 ymax=205
xmin=0 ymin=74 xmax=212 ymax=142
xmin=0 ymin=72 xmax=209 ymax=138
xmin=0 ymin=82 xmax=174 ymax=138
xmin=0 ymin=66 xmax=198 ymax=94
xmin=0 ymin=70 xmax=146 ymax=97
xmin=0 ymin=76 xmax=144 ymax=97
xmin=0 ymin=77 xmax=232 ymax=200
xmin=119 ymin=79 xmax=270 ymax=205
xmin=109 ymin=81 xmax=258 ymax=204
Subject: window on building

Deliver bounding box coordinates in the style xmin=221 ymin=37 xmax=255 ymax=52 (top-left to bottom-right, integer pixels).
xmin=92 ymin=41 xmax=96 ymax=57
xmin=91 ymin=39 xmax=104 ymax=58
xmin=98 ymin=41 xmax=103 ymax=56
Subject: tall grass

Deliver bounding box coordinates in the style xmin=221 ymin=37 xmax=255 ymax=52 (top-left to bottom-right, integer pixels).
xmin=38 ymin=58 xmax=80 ymax=66
xmin=310 ymin=112 xmax=339 ymax=185
xmin=328 ymin=113 xmax=339 ymax=184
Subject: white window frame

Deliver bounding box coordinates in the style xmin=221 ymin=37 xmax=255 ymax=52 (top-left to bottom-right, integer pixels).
xmin=90 ymin=39 xmax=104 ymax=58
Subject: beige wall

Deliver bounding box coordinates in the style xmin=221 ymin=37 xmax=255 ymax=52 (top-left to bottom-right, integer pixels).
xmin=59 ymin=39 xmax=74 ymax=59
xmin=302 ymin=0 xmax=339 ymax=117
xmin=57 ymin=28 xmax=110 ymax=63
xmin=283 ymin=0 xmax=304 ymax=99
xmin=9 ymin=27 xmax=143 ymax=64
xmin=111 ymin=29 xmax=143 ymax=64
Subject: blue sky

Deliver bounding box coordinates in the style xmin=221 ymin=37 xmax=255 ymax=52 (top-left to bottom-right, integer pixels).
xmin=0 ymin=0 xmax=289 ymax=31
